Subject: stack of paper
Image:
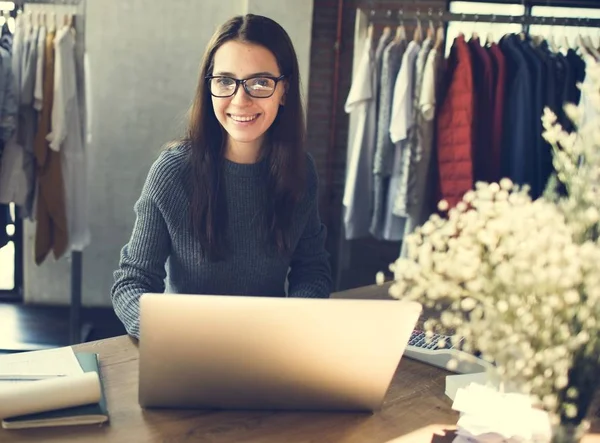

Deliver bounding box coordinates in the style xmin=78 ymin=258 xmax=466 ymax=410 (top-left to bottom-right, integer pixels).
xmin=0 ymin=346 xmax=85 ymax=382
xmin=0 ymin=347 xmax=108 ymax=429
xmin=451 ymin=383 xmax=552 ymax=443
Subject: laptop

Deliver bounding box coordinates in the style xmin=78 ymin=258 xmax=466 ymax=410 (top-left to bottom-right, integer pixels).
xmin=138 ymin=293 xmax=422 ymax=412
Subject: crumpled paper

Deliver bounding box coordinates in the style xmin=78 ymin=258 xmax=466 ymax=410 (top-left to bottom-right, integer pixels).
xmin=451 ymin=383 xmax=552 ymax=443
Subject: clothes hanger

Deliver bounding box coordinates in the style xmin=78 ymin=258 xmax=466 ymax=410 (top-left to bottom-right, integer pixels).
xmin=576 ymin=34 xmax=590 ymax=57
xmin=470 ymin=14 xmax=481 ymax=42
xmin=426 ymin=9 xmax=434 ymax=40
xmin=427 ymin=19 xmax=435 ymax=40
xmin=547 ymin=18 xmax=559 ymax=52
xmin=395 ymin=23 xmax=406 ymax=42
xmin=434 ymin=18 xmax=445 ymax=51
xmin=413 ymin=12 xmax=423 ymax=44
xmin=395 ymin=9 xmax=406 ymax=42
xmin=558 ymin=24 xmax=570 ymax=54
xmin=457 ymin=13 xmax=465 ymax=39
xmin=578 ymin=19 xmax=600 ymax=59
xmin=584 ymin=35 xmax=600 ymax=59
xmin=518 ymin=17 xmax=526 ymax=42
xmin=485 ymin=15 xmax=496 ymax=46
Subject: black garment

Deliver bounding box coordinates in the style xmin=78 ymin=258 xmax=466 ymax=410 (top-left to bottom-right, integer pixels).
xmin=566 ymin=49 xmax=586 ymax=105
xmin=499 ymin=34 xmax=534 ymax=188
xmin=518 ymin=38 xmax=545 ymax=198
xmin=469 ymin=37 xmax=495 ymax=183
xmin=536 ymin=42 xmax=558 ymax=195
xmin=557 ymin=53 xmax=573 ymax=132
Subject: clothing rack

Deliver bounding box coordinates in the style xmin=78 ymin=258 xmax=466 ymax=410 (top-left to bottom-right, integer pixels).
xmin=334 ymin=6 xmax=600 ymax=292
xmin=21 ymin=0 xmax=89 ymax=347
xmin=365 ymin=9 xmax=600 ymax=27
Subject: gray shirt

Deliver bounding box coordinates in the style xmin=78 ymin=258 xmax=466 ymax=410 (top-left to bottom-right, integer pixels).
xmin=111 ymin=145 xmax=332 ymax=338
xmin=370 ymin=38 xmax=406 ymax=239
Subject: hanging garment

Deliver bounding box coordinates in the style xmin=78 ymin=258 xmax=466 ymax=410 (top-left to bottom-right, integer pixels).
xmin=33 ymin=25 xmax=46 ymax=112
xmin=382 ymin=39 xmax=421 ymax=241
xmin=487 ymin=42 xmax=506 ymax=183
xmin=11 ymin=15 xmax=23 ymax=104
xmin=373 ymin=29 xmax=394 ymax=124
xmin=516 ymin=38 xmax=544 ymax=198
xmin=397 ymin=37 xmax=433 ymax=218
xmin=566 ymin=48 xmax=585 ymax=106
xmin=435 ymin=35 xmax=475 ymax=209
xmin=17 ymin=23 xmax=39 ymax=219
xmin=0 ymin=16 xmax=27 ymax=207
xmin=400 ymin=45 xmax=443 ymax=258
xmin=578 ymin=53 xmax=599 ymax=130
xmin=33 ymin=29 xmax=69 ymax=264
xmin=499 ymin=34 xmax=533 ymax=188
xmin=370 ymin=37 xmax=406 ymax=239
xmin=468 ymin=37 xmax=494 ymax=184
xmin=343 ymin=38 xmax=375 ymax=240
xmin=0 ymin=138 xmax=26 ymax=205
xmin=342 ymin=34 xmax=377 ymax=240
xmin=0 ymin=45 xmax=17 ymax=144
xmin=555 ymin=52 xmax=572 ymax=132
xmin=47 ymin=26 xmax=90 ymax=252
xmin=535 ymin=41 xmax=557 ymax=194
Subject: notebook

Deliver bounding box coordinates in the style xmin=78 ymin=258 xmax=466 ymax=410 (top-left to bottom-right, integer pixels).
xmin=1 ymin=353 xmax=109 ymax=429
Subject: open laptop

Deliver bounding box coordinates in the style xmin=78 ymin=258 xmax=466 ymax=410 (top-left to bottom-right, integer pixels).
xmin=138 ymin=293 xmax=422 ymax=412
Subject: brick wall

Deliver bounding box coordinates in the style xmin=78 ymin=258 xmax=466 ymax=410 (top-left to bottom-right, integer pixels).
xmin=306 ymin=0 xmax=446 ymax=290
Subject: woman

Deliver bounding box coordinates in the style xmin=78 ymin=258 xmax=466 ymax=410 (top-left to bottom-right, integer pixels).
xmin=111 ymin=14 xmax=332 ymax=338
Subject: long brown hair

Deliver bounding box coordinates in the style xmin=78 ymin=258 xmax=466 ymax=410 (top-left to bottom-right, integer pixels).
xmin=183 ymin=14 xmax=306 ymax=261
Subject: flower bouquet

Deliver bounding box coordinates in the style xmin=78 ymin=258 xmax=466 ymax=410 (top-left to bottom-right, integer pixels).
xmin=384 ymin=59 xmax=600 ymax=442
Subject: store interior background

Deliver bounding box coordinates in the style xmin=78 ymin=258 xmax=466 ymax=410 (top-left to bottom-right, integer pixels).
xmin=1 ymin=0 xmax=599 ymax=349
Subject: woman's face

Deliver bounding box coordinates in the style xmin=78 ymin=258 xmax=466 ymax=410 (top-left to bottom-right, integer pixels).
xmin=210 ymin=40 xmax=286 ymax=160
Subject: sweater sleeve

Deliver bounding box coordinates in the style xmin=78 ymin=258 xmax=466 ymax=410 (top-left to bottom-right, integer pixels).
xmin=287 ymin=155 xmax=332 ymax=298
xmin=111 ymin=153 xmax=173 ymax=338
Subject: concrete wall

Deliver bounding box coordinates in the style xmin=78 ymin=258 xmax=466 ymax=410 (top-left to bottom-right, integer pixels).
xmin=24 ymin=0 xmax=314 ymax=306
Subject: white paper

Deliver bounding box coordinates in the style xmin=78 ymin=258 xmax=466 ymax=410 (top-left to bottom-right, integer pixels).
xmin=451 ymin=383 xmax=552 ymax=443
xmin=0 ymin=347 xmax=84 ymax=380
xmin=446 ymin=372 xmax=497 ymax=401
xmin=0 ymin=372 xmax=101 ymax=419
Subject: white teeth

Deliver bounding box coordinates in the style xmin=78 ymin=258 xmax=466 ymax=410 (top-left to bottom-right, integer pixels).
xmin=229 ymin=114 xmax=258 ymax=122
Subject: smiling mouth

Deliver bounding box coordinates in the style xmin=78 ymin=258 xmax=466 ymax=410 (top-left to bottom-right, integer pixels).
xmin=228 ymin=114 xmax=260 ymax=122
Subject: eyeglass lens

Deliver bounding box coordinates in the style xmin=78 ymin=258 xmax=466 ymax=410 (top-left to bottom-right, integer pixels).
xmin=209 ymin=77 xmax=277 ymax=98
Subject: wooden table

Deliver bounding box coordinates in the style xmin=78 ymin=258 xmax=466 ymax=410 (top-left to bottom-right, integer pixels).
xmin=1 ymin=284 xmax=599 ymax=442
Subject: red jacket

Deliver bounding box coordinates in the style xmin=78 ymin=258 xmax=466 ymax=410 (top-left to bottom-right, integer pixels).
xmin=435 ymin=35 xmax=474 ymax=209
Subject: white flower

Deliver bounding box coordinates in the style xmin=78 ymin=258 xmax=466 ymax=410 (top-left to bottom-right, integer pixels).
xmin=499 ymin=177 xmax=513 ymax=191
xmin=386 ymin=58 xmax=600 ymax=425
xmin=585 ymin=207 xmax=600 ymax=224
xmin=564 ymin=403 xmax=578 ymax=419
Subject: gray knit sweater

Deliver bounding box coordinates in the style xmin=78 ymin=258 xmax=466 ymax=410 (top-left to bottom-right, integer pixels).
xmin=111 ymin=144 xmax=332 ymax=338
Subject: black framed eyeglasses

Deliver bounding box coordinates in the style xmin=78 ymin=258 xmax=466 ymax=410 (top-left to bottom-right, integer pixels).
xmin=205 ymin=75 xmax=285 ymax=98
